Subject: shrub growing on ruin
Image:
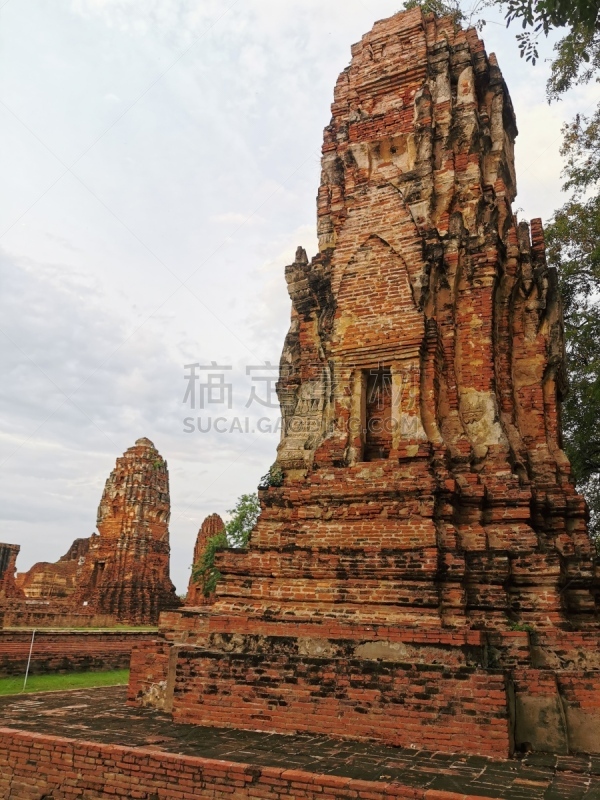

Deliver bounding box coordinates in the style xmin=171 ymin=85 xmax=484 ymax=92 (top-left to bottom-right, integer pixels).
xmin=192 ymin=529 xmax=228 ymax=597
xmin=258 ymin=464 xmax=284 ymax=489
xmin=192 ymin=492 xmax=260 ymax=596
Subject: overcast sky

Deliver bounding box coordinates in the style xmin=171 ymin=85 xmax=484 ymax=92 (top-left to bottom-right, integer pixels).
xmin=1 ymin=0 xmax=598 ymax=594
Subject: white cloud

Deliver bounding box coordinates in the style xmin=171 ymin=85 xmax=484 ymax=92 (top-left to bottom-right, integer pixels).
xmin=0 ymin=235 xmax=285 ymax=590
xmin=209 ymin=212 xmax=265 ymax=225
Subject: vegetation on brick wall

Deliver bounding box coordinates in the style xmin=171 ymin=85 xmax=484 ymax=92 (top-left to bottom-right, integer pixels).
xmin=192 ymin=528 xmax=228 ymax=596
xmin=225 ymin=493 xmax=261 ymax=547
xmin=258 ymin=464 xmax=284 ymax=489
xmin=192 ymin=493 xmax=260 ymax=596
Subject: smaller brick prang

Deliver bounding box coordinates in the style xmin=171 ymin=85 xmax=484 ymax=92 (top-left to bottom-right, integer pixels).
xmin=186 ymin=514 xmax=226 ymax=607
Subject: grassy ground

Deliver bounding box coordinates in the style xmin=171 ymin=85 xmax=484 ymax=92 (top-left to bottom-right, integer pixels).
xmin=0 ymin=669 xmax=129 ymax=696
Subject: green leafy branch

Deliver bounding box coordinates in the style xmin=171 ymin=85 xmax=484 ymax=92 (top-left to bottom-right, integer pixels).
xmin=191 ymin=492 xmax=261 ymax=597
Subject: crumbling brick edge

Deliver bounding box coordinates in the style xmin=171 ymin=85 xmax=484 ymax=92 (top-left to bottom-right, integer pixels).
xmin=0 ymin=726 xmax=494 ymax=799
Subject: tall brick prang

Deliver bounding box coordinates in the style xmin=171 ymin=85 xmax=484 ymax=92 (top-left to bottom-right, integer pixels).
xmin=3 ymin=440 xmax=179 ymax=627
xmin=72 ymin=438 xmax=180 ymax=624
xmin=130 ymin=9 xmax=600 ymax=757
xmin=186 ymin=514 xmax=225 ymax=606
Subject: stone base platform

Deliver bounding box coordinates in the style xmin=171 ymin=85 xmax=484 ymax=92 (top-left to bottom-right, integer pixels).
xmin=129 ymin=609 xmax=600 ymax=758
xmin=1 ymin=686 xmax=600 ymax=799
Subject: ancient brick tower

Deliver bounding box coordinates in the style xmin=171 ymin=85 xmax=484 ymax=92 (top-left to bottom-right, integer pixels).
xmin=0 ymin=544 xmax=22 ymax=599
xmin=185 ymin=514 xmax=225 ymax=606
xmin=76 ymin=438 xmax=180 ymax=624
xmin=130 ymin=9 xmax=600 ymax=757
xmin=15 ymin=538 xmax=90 ymax=599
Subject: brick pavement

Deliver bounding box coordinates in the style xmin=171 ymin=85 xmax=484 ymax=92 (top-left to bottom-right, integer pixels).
xmin=1 ymin=686 xmax=599 ymax=799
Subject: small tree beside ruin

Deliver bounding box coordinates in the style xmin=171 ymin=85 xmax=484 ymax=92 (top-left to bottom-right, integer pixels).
xmin=191 ymin=492 xmax=260 ymax=597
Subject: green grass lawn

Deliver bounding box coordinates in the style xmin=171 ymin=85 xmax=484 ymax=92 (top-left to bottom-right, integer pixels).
xmin=0 ymin=669 xmax=129 ymax=696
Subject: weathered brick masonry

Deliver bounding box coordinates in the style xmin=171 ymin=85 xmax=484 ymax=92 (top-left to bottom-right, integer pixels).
xmin=130 ymin=9 xmax=600 ymax=757
xmin=14 ymin=538 xmax=90 ymax=599
xmin=0 ymin=630 xmax=155 ymax=677
xmin=6 ymin=438 xmax=180 ymax=626
xmin=0 ymin=727 xmax=522 ymax=800
xmin=0 ymin=543 xmax=22 ymax=600
xmin=185 ymin=513 xmax=225 ymax=607
xmin=71 ymin=437 xmax=180 ymax=624
xmin=0 ymin=607 xmax=118 ymax=629
xmin=3 ymin=686 xmax=599 ymax=799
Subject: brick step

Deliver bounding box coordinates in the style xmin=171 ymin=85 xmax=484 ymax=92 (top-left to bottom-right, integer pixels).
xmin=209 ymin=598 xmax=445 ymax=627
xmin=217 ymin=546 xmax=441 ymax=578
xmin=205 ymin=620 xmax=484 ymax=646
xmin=219 ymin=575 xmax=442 ymax=606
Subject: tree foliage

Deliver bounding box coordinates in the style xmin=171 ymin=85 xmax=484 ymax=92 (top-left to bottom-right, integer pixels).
xmin=191 ymin=493 xmax=260 ymax=597
xmin=560 ymin=110 xmax=600 ymax=196
xmin=504 ymin=0 xmax=600 ymax=33
xmin=545 ymin=125 xmax=600 ymax=541
xmin=402 ymin=0 xmax=493 ymax=28
xmin=503 ymin=0 xmax=600 ymax=64
xmin=225 ymin=493 xmax=260 ymax=548
xmin=402 ymin=0 xmax=466 ymax=23
xmin=547 ymin=28 xmax=600 ymax=99
xmin=191 ymin=529 xmax=228 ymax=597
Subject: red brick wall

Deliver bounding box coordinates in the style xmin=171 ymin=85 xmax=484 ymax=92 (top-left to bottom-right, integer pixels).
xmin=0 ymin=631 xmax=155 ymax=677
xmin=71 ymin=438 xmax=181 ymax=625
xmin=559 ymin=671 xmax=600 ymax=710
xmin=0 ymin=727 xmax=500 ymax=800
xmin=1 ymin=608 xmax=118 ymax=628
xmin=0 ymin=542 xmax=21 ymax=598
xmin=128 ymin=638 xmax=171 ymax=703
xmin=159 ymin=608 xmax=210 ymax=644
xmin=170 ymin=645 xmax=510 ymax=757
xmin=512 ymin=667 xmax=600 ymax=753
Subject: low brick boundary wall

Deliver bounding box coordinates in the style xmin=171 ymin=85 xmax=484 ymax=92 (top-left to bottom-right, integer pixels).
xmin=0 ymin=609 xmax=119 ymax=629
xmin=0 ymin=727 xmax=498 ymax=800
xmin=0 ymin=631 xmax=156 ymax=677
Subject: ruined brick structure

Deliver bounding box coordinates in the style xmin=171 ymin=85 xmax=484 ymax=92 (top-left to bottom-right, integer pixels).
xmin=71 ymin=437 xmax=180 ymax=624
xmin=186 ymin=514 xmax=225 ymax=606
xmin=6 ymin=438 xmax=180 ymax=626
xmin=15 ymin=538 xmax=90 ymax=599
xmin=130 ymin=10 xmax=600 ymax=757
xmin=0 ymin=544 xmax=21 ymax=600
